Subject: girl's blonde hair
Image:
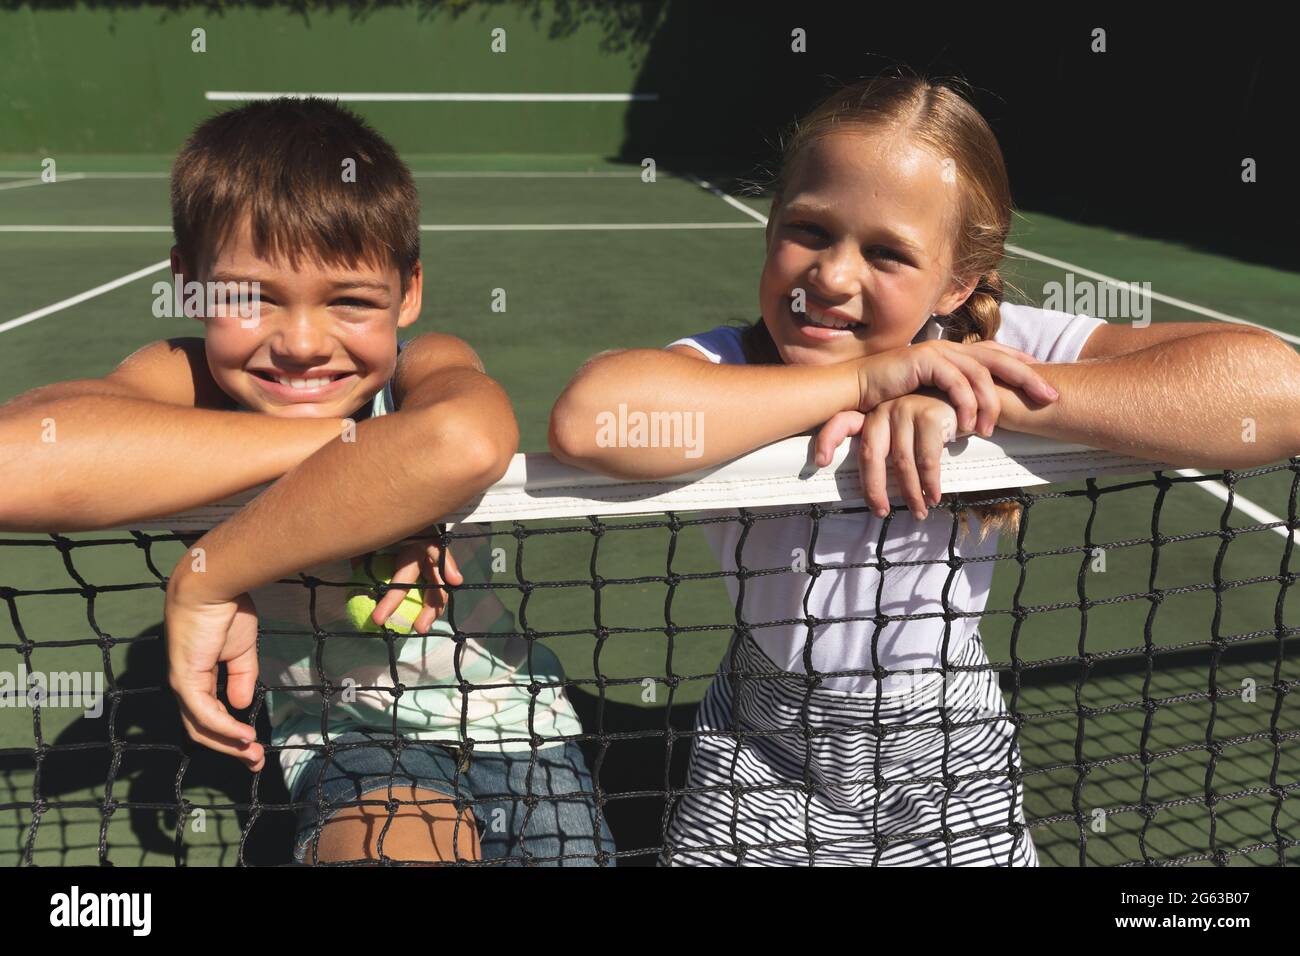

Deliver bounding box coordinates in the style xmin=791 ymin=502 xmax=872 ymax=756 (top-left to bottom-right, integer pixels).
xmin=744 ymin=73 xmax=1020 ymax=538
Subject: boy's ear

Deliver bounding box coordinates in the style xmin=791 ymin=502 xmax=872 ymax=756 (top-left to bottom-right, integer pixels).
xmin=396 ymin=260 xmax=423 ymax=330
xmin=169 ymin=246 xmax=203 ymax=325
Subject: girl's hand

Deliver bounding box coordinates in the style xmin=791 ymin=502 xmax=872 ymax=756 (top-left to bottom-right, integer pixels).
xmin=362 ymin=531 xmax=464 ymax=634
xmin=815 ymin=393 xmax=965 ymax=521
xmin=855 ymin=339 xmax=1058 ymax=438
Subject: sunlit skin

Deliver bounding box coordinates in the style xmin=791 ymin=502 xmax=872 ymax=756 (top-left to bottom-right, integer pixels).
xmin=183 ymin=216 xmax=422 ymax=421
xmin=759 ymin=127 xmax=976 ymax=367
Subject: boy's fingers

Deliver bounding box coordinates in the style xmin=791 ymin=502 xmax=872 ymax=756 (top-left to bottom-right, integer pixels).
xmin=223 ymin=643 xmax=259 ymax=710
xmin=370 ymin=554 xmax=423 ymax=623
xmin=436 ymin=545 xmax=464 ymax=586
xmin=179 ymin=708 xmax=265 ymax=770
xmin=172 ymin=672 xmax=257 ymax=746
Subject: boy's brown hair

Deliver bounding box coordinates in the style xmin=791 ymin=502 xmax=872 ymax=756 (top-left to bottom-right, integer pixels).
xmin=170 ymin=97 xmax=420 ymax=288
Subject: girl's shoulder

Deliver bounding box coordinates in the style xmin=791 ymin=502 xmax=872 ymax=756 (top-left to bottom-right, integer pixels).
xmin=995 ymin=302 xmax=1107 ymax=364
xmin=666 ymin=324 xmax=749 ymax=365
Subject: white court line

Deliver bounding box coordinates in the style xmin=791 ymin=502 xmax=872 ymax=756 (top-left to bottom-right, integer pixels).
xmin=684 ymin=174 xmax=769 ymax=224
xmin=0 ymin=260 xmax=171 ymax=335
xmin=0 ymin=223 xmax=762 ymax=234
xmin=1176 ymin=470 xmax=1300 ymax=544
xmin=1005 ymin=244 xmax=1300 ymax=346
xmin=685 ymin=171 xmax=1300 ymax=540
xmin=0 ymin=173 xmax=86 ymax=192
xmin=685 ymin=173 xmax=1299 ymax=345
xmin=0 ymin=226 xmax=172 ymax=233
xmin=412 ymin=171 xmax=637 ymax=178
xmin=420 ymin=222 xmax=762 ymax=232
xmin=1 ymin=171 xmax=636 ymax=180
xmin=206 ymin=91 xmax=658 ymax=102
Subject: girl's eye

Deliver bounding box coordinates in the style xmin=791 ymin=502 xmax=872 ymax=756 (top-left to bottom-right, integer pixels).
xmin=866 ymin=246 xmax=906 ymax=265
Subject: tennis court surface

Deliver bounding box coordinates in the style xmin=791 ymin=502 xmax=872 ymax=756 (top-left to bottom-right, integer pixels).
xmin=1 ymin=158 xmax=1298 ymax=866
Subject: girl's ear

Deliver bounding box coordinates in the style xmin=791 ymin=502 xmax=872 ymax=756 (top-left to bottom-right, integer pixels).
xmin=764 ymin=192 xmax=782 ymax=248
xmin=934 ymin=274 xmax=978 ymax=317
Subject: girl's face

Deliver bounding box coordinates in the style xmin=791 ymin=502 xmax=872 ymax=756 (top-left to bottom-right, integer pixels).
xmin=759 ymin=128 xmax=975 ymax=366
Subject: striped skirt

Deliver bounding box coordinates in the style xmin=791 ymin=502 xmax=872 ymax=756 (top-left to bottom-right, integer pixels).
xmin=662 ymin=629 xmax=1038 ymax=866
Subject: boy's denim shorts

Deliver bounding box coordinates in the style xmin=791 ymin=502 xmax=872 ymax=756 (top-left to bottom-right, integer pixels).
xmin=289 ymin=731 xmax=615 ymax=866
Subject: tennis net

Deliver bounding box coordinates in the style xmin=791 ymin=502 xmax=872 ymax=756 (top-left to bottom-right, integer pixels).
xmin=1 ymin=433 xmax=1297 ymax=866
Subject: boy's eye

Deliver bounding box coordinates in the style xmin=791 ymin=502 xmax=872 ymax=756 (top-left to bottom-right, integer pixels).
xmin=333 ymin=297 xmax=383 ymax=309
xmin=788 ymin=221 xmax=828 ymax=240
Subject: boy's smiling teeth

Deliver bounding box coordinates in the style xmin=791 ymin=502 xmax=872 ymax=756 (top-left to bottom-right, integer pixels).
xmin=278 ymin=376 xmax=333 ymax=389
xmin=253 ymin=370 xmax=350 ymax=390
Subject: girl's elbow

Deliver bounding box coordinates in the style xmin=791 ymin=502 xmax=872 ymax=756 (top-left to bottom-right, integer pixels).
xmin=548 ymin=399 xmax=597 ymax=467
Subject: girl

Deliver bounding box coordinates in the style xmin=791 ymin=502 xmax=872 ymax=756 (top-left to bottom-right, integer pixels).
xmin=549 ymin=76 xmax=1300 ymax=865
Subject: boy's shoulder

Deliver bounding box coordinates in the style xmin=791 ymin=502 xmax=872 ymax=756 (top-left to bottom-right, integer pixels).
xmin=106 ymin=337 xmax=233 ymax=409
xmin=392 ymin=332 xmax=486 ymax=407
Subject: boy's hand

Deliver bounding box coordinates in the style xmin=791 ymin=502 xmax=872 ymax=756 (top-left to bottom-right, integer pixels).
xmin=164 ymin=568 xmax=265 ymax=771
xmin=855 ymin=340 xmax=1058 ymax=436
xmin=361 ymin=532 xmax=464 ymax=634
xmin=815 ymin=392 xmax=967 ymax=521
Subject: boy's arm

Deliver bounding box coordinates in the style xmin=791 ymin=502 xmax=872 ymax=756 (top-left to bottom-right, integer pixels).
xmin=169 ymin=333 xmax=516 ymax=601
xmin=996 ymin=327 xmax=1300 ymax=467
xmin=0 ymin=338 xmax=344 ymax=531
xmin=165 ymin=334 xmax=517 ymax=767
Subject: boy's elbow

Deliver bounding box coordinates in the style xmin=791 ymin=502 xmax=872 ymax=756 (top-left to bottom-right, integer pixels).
xmin=443 ymin=415 xmax=517 ymax=490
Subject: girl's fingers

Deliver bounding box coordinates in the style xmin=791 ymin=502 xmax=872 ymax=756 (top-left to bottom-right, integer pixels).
xmin=914 ymin=413 xmax=950 ymax=508
xmin=917 ymin=356 xmax=979 ymax=434
xmin=887 ymin=407 xmax=927 ymax=520
xmin=860 ymin=410 xmax=893 ymax=518
xmin=944 ymin=352 xmax=1002 ymax=437
xmin=815 ymin=411 xmax=865 ymax=467
xmin=967 ymin=341 xmax=1039 ymax=364
xmin=963 ymin=345 xmax=1059 ymax=404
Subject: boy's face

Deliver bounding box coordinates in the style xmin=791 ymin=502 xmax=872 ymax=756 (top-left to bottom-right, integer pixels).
xmin=185 ymin=217 xmax=421 ymax=419
xmin=759 ymin=128 xmax=974 ymax=367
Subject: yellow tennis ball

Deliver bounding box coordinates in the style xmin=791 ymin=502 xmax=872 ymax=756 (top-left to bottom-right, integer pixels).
xmin=344 ymin=553 xmax=425 ymax=634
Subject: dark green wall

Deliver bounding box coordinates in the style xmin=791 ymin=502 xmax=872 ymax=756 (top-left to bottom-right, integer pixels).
xmin=0 ymin=3 xmax=655 ymax=157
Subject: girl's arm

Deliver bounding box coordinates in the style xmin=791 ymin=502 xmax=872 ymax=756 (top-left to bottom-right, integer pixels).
xmin=549 ymin=347 xmax=860 ymax=479
xmin=550 ymin=342 xmax=1060 ymax=479
xmin=997 ymin=329 xmax=1300 ymax=468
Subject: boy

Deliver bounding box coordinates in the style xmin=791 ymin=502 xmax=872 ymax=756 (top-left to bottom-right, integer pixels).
xmin=0 ymin=98 xmax=610 ymax=865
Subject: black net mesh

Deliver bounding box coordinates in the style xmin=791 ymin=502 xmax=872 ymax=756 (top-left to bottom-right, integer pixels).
xmin=2 ymin=460 xmax=1297 ymax=866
